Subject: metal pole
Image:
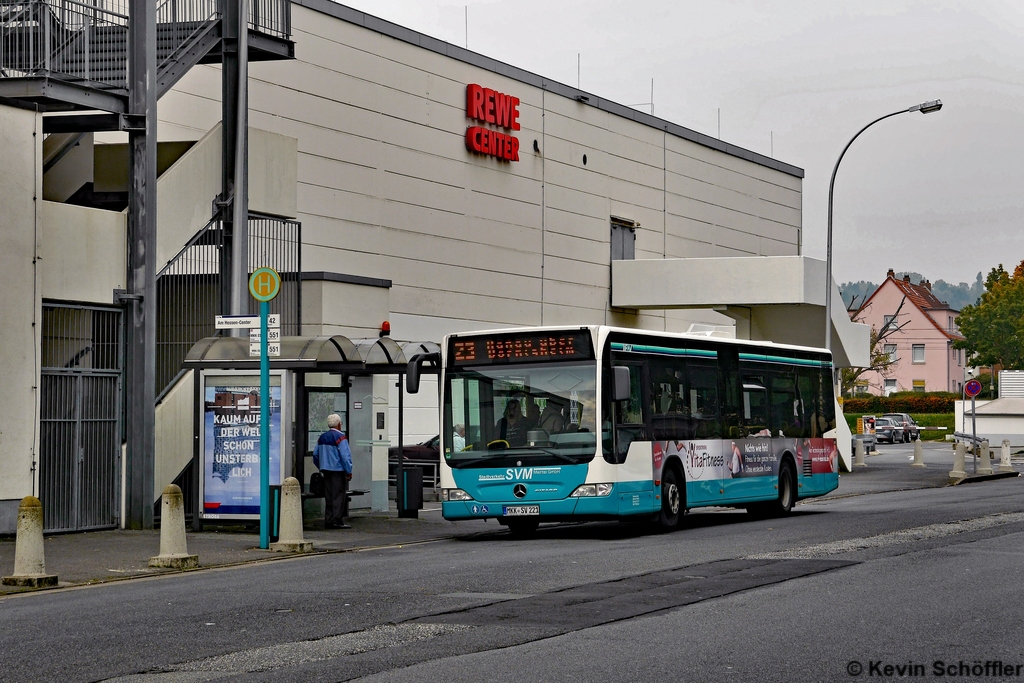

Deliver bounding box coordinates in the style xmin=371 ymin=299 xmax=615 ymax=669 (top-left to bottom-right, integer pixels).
xmin=826 ymin=109 xmax=907 ymax=357
xmin=971 ymin=394 xmax=977 ymax=474
xmin=397 ymin=375 xmax=405 ymax=515
xmin=230 ymin=0 xmax=249 ymax=322
xmin=259 ymin=299 xmax=269 ymax=548
xmin=124 ymin=0 xmax=157 ymax=529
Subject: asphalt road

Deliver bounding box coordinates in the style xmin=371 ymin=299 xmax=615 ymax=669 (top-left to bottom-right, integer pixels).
xmin=4 ymin=449 xmax=1024 ymax=683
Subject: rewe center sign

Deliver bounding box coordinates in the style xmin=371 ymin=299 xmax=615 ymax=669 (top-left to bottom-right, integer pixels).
xmin=465 ymin=83 xmax=521 ymax=162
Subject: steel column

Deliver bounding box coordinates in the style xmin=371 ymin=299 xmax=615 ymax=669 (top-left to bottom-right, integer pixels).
xmin=124 ymin=0 xmax=157 ymax=529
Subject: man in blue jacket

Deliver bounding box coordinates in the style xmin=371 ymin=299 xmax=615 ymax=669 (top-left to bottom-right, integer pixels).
xmin=313 ymin=413 xmax=353 ymax=529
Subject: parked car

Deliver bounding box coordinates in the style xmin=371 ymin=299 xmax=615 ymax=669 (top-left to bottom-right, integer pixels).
xmin=388 ymin=435 xmax=440 ymax=462
xmin=883 ymin=413 xmax=920 ymax=442
xmin=874 ymin=417 xmax=904 ymax=444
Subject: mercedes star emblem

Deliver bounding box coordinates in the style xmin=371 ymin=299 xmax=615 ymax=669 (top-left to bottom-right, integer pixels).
xmin=513 ymin=484 xmax=527 ymax=498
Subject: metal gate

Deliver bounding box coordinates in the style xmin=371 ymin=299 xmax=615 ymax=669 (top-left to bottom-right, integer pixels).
xmin=39 ymin=304 xmax=123 ymax=532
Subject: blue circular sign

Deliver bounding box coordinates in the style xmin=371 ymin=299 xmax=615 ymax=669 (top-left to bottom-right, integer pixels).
xmin=964 ymin=379 xmax=983 ymax=398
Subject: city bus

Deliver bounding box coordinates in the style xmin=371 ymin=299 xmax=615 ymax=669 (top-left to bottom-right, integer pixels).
xmin=406 ymin=326 xmax=839 ymax=536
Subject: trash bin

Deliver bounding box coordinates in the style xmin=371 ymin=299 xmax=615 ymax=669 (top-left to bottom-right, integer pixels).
xmin=398 ymin=466 xmax=423 ymax=518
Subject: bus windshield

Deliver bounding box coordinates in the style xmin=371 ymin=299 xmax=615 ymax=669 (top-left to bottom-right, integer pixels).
xmin=444 ymin=361 xmax=599 ymax=467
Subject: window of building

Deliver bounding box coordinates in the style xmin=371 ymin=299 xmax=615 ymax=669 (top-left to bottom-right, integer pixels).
xmin=884 ymin=344 xmax=897 ymax=363
xmin=884 ymin=379 xmax=897 ymax=395
xmin=854 ymin=381 xmax=870 ymax=395
xmin=913 ymin=380 xmax=926 ymax=393
xmin=883 ymin=315 xmax=896 ymax=329
xmin=610 ymin=217 xmax=636 ymax=261
xmin=912 ymin=344 xmax=925 ymax=364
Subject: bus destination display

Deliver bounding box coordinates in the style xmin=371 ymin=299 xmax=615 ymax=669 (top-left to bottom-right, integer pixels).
xmin=451 ymin=332 xmax=591 ymax=365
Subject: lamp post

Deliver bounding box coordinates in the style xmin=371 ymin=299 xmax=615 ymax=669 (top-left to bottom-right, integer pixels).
xmin=825 ymin=99 xmax=942 ymax=370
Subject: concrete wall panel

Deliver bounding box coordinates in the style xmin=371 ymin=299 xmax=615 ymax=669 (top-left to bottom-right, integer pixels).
xmin=39 ymin=202 xmax=126 ymax=303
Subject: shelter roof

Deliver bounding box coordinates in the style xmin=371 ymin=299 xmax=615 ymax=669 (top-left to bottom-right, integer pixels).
xmin=183 ymin=335 xmax=440 ymax=374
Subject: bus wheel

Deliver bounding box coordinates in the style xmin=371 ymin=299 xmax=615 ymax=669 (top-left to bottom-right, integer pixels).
xmin=507 ymin=519 xmax=539 ymax=538
xmin=773 ymin=460 xmax=796 ymax=516
xmin=658 ymin=467 xmax=683 ymax=531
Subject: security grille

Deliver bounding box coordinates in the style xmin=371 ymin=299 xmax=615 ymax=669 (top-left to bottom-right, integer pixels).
xmin=39 ymin=304 xmax=123 ymax=533
xmin=156 ymin=214 xmax=301 ymax=400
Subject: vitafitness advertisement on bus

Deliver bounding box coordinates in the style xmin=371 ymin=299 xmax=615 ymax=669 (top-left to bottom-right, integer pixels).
xmin=653 ymin=438 xmax=838 ymax=484
xmin=200 ymin=371 xmax=288 ymax=519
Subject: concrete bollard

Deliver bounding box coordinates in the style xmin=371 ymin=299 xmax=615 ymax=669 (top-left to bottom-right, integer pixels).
xmin=149 ymin=485 xmax=199 ymax=569
xmin=854 ymin=439 xmax=867 ymax=468
xmin=912 ymin=439 xmax=926 ymax=468
xmin=949 ymin=442 xmax=967 ymax=482
xmin=270 ymin=477 xmax=313 ymax=553
xmin=2 ymin=496 xmax=58 ymax=588
xmin=999 ymin=439 xmax=1015 ymax=473
xmin=978 ymin=439 xmax=994 ymax=476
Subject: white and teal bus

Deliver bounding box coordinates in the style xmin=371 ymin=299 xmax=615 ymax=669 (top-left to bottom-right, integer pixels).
xmin=407 ymin=326 xmax=839 ymax=536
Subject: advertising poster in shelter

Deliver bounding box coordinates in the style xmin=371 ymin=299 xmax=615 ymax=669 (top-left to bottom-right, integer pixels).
xmin=201 ymin=372 xmax=287 ymax=519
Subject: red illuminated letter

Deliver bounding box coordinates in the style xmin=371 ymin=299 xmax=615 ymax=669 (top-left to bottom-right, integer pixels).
xmin=510 ymin=136 xmax=520 ymax=161
xmin=495 ymin=93 xmax=512 ymax=129
xmin=510 ymin=96 xmax=521 ymax=131
xmin=483 ymin=88 xmax=496 ymax=124
xmin=467 ymin=84 xmax=484 ymax=121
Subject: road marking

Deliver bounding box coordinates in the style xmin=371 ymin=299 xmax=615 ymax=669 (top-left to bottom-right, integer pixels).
xmin=749 ymin=511 xmax=1024 ymax=559
xmin=168 ymin=623 xmax=471 ymax=675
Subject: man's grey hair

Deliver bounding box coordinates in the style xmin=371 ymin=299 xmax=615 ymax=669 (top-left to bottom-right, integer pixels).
xmin=327 ymin=413 xmax=343 ymax=428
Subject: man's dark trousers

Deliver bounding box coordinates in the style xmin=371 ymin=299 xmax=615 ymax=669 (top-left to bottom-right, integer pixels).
xmin=323 ymin=470 xmax=349 ymax=526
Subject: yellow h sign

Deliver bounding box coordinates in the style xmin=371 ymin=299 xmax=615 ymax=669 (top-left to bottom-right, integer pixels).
xmin=248 ymin=267 xmax=281 ymax=302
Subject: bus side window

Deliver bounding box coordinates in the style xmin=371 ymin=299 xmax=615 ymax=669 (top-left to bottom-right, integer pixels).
xmin=649 ymin=358 xmax=687 ymax=440
xmin=742 ymin=376 xmax=769 ymax=437
xmin=769 ymin=371 xmax=800 ymax=438
xmin=615 ymin=362 xmax=647 ymax=461
xmin=686 ymin=360 xmax=721 ymax=438
xmin=819 ymin=364 xmax=837 ymax=431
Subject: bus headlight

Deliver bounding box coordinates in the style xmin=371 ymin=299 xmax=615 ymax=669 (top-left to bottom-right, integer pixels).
xmin=569 ymin=483 xmax=613 ymax=497
xmin=442 ymin=488 xmax=473 ymax=502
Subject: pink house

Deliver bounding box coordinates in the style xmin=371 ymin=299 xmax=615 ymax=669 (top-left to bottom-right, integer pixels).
xmin=851 ymin=270 xmax=966 ymax=395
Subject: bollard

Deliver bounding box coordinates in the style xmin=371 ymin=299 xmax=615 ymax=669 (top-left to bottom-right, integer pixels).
xmin=2 ymin=496 xmax=58 ymax=588
xmin=854 ymin=439 xmax=867 ymax=468
xmin=978 ymin=439 xmax=994 ymax=476
xmin=949 ymin=442 xmax=967 ymax=482
xmin=270 ymin=477 xmax=313 ymax=553
xmin=912 ymin=438 xmax=926 ymax=468
xmin=149 ymin=485 xmax=199 ymax=569
xmin=999 ymin=439 xmax=1015 ymax=473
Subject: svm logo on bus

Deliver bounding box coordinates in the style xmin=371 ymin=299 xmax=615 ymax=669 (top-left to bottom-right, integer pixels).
xmin=506 ymin=468 xmax=533 ymax=481
xmin=249 ymin=267 xmax=281 ymax=302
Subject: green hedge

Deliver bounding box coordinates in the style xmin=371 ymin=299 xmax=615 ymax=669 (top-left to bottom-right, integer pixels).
xmin=844 ymin=413 xmax=954 ymax=441
xmin=843 ymin=393 xmax=957 ymax=414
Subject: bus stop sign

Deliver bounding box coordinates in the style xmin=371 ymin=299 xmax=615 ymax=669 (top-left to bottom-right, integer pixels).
xmin=249 ymin=267 xmax=281 ymax=302
xmin=964 ymin=379 xmax=983 ymax=398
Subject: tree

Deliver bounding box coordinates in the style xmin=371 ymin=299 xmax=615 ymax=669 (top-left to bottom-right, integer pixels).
xmin=840 ymin=297 xmax=908 ymax=396
xmin=954 ymin=260 xmax=1024 ymax=370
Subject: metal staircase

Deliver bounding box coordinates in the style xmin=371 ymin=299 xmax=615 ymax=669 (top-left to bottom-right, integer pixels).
xmin=0 ymin=0 xmax=291 ymax=117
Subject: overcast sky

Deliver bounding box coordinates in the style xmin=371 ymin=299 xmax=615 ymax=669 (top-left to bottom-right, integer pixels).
xmin=337 ymin=0 xmax=1023 ymax=285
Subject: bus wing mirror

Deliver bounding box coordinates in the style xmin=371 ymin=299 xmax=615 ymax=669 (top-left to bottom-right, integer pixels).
xmin=406 ymin=352 xmax=440 ymax=394
xmin=612 ymin=366 xmax=631 ymax=402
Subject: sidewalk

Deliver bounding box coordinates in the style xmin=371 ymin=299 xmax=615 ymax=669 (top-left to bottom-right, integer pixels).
xmin=823 ymin=441 xmax=1019 ymax=499
xmin=0 ymin=503 xmax=492 ymax=596
xmin=2 ymin=443 xmax=1017 ymax=595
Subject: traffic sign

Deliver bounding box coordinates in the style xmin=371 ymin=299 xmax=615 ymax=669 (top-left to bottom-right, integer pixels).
xmin=964 ymin=379 xmax=983 ymax=398
xmin=215 ymin=314 xmax=280 ymax=329
xmin=250 ymin=342 xmax=281 ymax=357
xmin=249 ymin=267 xmax=281 ymax=302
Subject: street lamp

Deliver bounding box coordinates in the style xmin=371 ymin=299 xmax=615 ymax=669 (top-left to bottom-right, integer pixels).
xmin=825 ymin=99 xmax=942 ymax=367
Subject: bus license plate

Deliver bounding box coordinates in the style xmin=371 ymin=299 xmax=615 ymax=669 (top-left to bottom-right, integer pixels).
xmin=503 ymin=505 xmax=539 ymax=516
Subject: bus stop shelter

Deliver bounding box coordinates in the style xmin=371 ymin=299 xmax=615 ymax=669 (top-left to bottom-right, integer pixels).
xmin=182 ymin=334 xmax=440 ymax=524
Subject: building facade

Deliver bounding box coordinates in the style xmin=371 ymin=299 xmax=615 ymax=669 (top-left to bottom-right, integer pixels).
xmin=0 ymin=0 xmax=867 ymax=533
xmin=852 ymin=270 xmax=965 ymax=395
